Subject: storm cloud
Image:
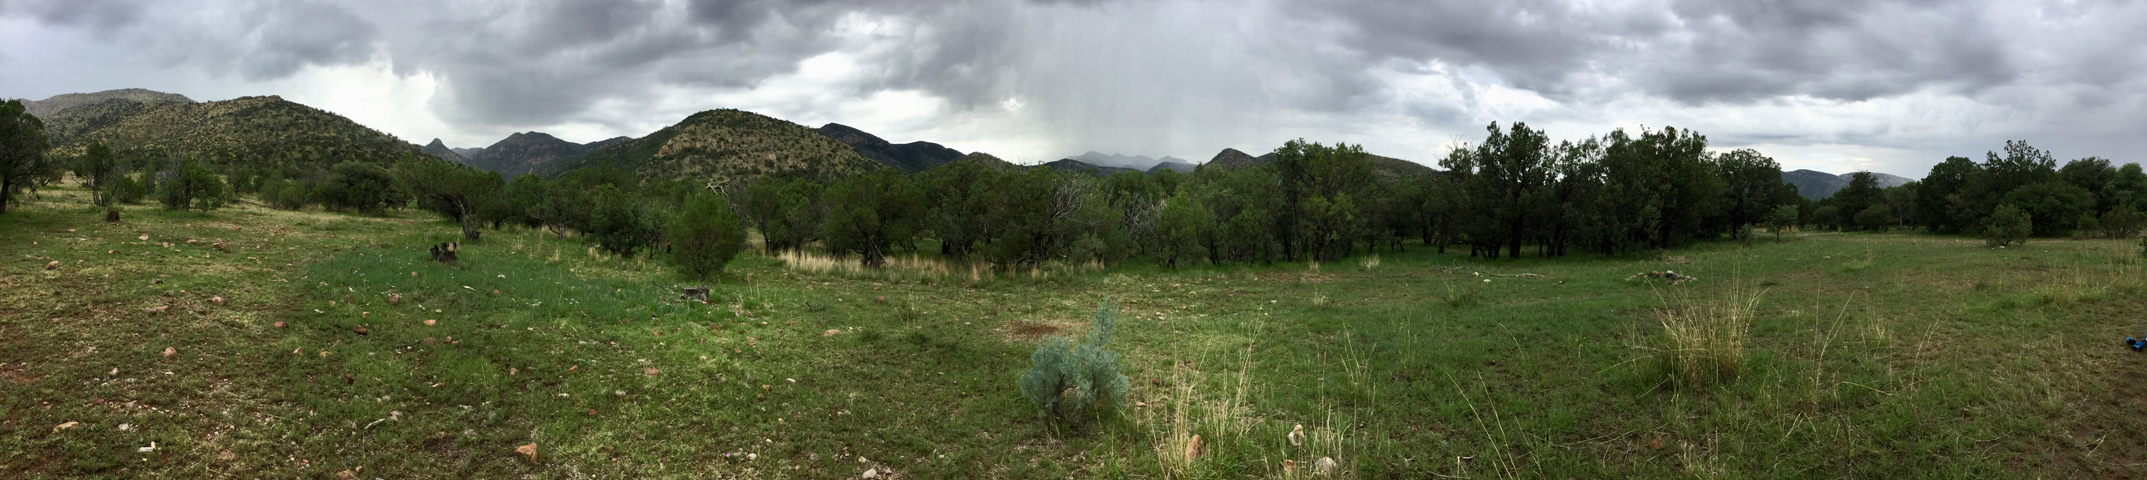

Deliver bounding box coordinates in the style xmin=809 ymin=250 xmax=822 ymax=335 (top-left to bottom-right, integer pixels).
xmin=3 ymin=0 xmax=2143 ymax=175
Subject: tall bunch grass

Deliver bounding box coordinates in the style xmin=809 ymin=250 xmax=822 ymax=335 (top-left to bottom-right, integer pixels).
xmin=1647 ymin=286 xmax=1762 ymax=387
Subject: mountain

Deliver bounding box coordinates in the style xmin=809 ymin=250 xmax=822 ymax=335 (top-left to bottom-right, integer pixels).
xmin=814 ymin=123 xmax=964 ymax=173
xmin=956 ymin=152 xmax=1019 ymax=172
xmin=48 ymin=95 xmax=422 ymax=170
xmin=421 ymin=138 xmax=465 ymax=163
xmin=1147 ymin=161 xmax=1196 ymax=173
xmin=1205 ymin=148 xmax=1262 ymax=170
xmin=1203 ymin=148 xmax=1438 ymax=178
xmin=465 ymin=132 xmax=629 ymax=178
xmin=1037 ymin=158 xmax=1142 ymax=176
xmin=550 ymin=109 xmax=883 ymax=182
xmin=450 ymin=147 xmax=484 ymax=158
xmin=1062 ymin=151 xmax=1193 ymax=172
xmin=1783 ymin=169 xmax=1913 ymax=199
xmin=20 ymin=88 xmax=194 ymax=119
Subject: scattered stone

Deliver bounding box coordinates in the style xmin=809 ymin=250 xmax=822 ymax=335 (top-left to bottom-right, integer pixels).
xmin=138 ymin=235 xmax=149 ymax=241
xmin=151 ymin=278 xmax=162 ymax=284
xmin=424 ymin=319 xmax=436 ymax=326
xmin=875 ymin=296 xmax=886 ymax=303
xmin=44 ymin=261 xmax=58 ymax=270
xmin=342 ymin=374 xmax=355 ymax=384
xmin=274 ymin=321 xmax=286 ymax=328
xmin=353 ymin=326 xmax=369 ymax=335
xmin=644 ymin=367 xmax=660 ymax=376
xmin=336 ymin=469 xmax=357 ymax=480
xmin=516 ymin=443 xmax=539 ymax=463
xmin=388 ymin=293 xmax=401 ymax=303
xmin=162 ymin=347 xmax=176 ymax=357
xmin=53 ymin=421 xmax=79 ymax=431
xmin=210 ymin=296 xmax=224 ymax=305
xmin=862 ymin=467 xmax=880 ymax=479
xmin=1289 ymin=424 xmax=1305 ymax=447
xmin=1315 ymin=456 xmax=1338 ymax=477
xmin=824 ymin=329 xmax=841 ymax=336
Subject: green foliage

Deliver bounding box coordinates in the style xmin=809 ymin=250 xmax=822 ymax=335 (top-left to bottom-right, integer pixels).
xmin=1768 ymin=204 xmax=1799 ymax=242
xmin=1984 ymin=204 xmax=2032 ymax=248
xmin=918 ymin=159 xmax=1000 ymax=259
xmin=2101 ymin=204 xmax=2145 ymax=239
xmin=743 ymin=177 xmax=825 ymax=254
xmin=156 ymin=158 xmax=228 ymax=211
xmin=52 ymin=95 xmax=421 ymax=173
xmin=2000 ymin=181 xmax=2095 ymax=237
xmin=395 ymin=155 xmax=502 ymax=240
xmin=318 ymin=162 xmax=398 ymax=214
xmin=1 ymin=99 xmax=55 ymax=214
xmin=1855 ymin=204 xmax=1897 ymax=232
xmin=824 ymin=169 xmax=926 ymax=268
xmin=1017 ymin=301 xmax=1130 ymax=428
xmin=586 ymin=185 xmax=664 ymax=258
xmin=109 ymin=173 xmax=147 ymax=204
xmin=1275 ymin=138 xmax=1376 ymax=261
xmin=71 ymin=142 xmax=121 ymax=207
xmin=1151 ymin=192 xmax=1214 ymax=268
xmin=668 ymin=193 xmax=747 ymax=280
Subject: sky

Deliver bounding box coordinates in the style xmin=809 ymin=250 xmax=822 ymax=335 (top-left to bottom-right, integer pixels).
xmin=2 ymin=0 xmax=2143 ymax=176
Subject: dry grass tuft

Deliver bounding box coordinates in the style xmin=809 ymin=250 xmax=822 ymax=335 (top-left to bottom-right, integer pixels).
xmin=1647 ymin=286 xmax=1762 ymax=387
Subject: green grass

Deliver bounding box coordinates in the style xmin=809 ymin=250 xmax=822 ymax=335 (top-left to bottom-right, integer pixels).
xmin=5 ymin=185 xmax=2147 ymax=478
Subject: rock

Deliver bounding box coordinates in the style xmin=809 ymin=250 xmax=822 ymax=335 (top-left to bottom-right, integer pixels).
xmin=516 ymin=443 xmax=539 ymax=463
xmin=336 ymin=469 xmax=357 ymax=480
xmin=1315 ymin=456 xmax=1338 ymax=477
xmin=824 ymin=329 xmax=841 ymax=336
xmin=353 ymin=326 xmax=369 ymax=335
xmin=875 ymin=296 xmax=886 ymax=303
xmin=862 ymin=467 xmax=879 ymax=479
xmin=273 ymin=321 xmax=286 ymax=328
xmin=210 ymin=296 xmax=224 ymax=305
xmin=53 ymin=421 xmax=79 ymax=431
xmin=162 ymin=347 xmax=176 ymax=357
xmin=151 ymin=278 xmax=162 ymax=284
xmin=44 ymin=261 xmax=58 ymax=270
xmin=388 ymin=293 xmax=401 ymax=303
xmin=424 ymin=319 xmax=436 ymax=326
xmin=1289 ymin=424 xmax=1305 ymax=446
xmin=644 ymin=367 xmax=660 ymax=376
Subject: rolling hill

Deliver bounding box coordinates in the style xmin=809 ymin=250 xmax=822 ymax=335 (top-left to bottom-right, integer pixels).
xmin=1783 ymin=169 xmax=1913 ymax=199
xmin=47 ymin=95 xmax=423 ymax=170
xmin=421 ymin=138 xmax=466 ymax=163
xmin=19 ymin=88 xmax=194 ymax=119
xmin=1200 ymin=147 xmax=1438 ymax=178
xmin=465 ymin=132 xmax=629 ymax=177
xmin=549 ymin=109 xmax=884 ymax=182
xmin=815 ymin=123 xmax=965 ymax=173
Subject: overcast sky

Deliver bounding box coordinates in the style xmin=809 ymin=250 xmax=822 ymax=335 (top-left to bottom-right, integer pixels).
xmin=3 ymin=0 xmax=2142 ymax=175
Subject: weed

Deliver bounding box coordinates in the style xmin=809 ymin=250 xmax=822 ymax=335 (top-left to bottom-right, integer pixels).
xmin=1643 ymin=285 xmax=1762 ymax=387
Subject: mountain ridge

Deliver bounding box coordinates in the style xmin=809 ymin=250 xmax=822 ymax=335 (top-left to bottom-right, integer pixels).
xmin=815 ymin=123 xmax=964 ymax=173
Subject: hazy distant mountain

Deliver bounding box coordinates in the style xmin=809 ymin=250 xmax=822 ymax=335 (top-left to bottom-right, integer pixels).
xmin=1203 ymin=148 xmax=1437 ymax=178
xmin=421 ymin=138 xmax=466 ymax=163
xmin=450 ymin=147 xmax=483 ymax=158
xmin=1783 ymin=169 xmax=1913 ymax=199
xmin=815 ymin=123 xmax=964 ymax=173
xmin=466 ymin=132 xmax=628 ymax=177
xmin=551 ymin=109 xmax=882 ymax=182
xmin=20 ymin=88 xmax=194 ymax=119
xmin=1037 ymin=158 xmax=1142 ymax=176
xmin=47 ymin=95 xmax=422 ymax=170
xmin=1147 ymin=161 xmax=1196 ymax=173
xmin=1062 ymin=151 xmax=1193 ymax=172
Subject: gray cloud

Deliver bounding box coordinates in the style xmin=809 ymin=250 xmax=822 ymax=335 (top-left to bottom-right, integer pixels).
xmin=4 ymin=0 xmax=2145 ymax=173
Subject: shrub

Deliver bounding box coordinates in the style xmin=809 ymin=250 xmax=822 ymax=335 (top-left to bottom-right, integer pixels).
xmin=1854 ymin=204 xmax=1896 ymax=232
xmin=2102 ymin=204 xmax=2145 ymax=239
xmin=668 ymin=193 xmax=747 ymax=280
xmin=1018 ymin=300 xmax=1130 ymax=428
xmin=1984 ymin=204 xmax=2032 ymax=248
xmin=109 ymin=174 xmax=146 ymax=205
xmin=157 ymin=159 xmax=228 ymax=211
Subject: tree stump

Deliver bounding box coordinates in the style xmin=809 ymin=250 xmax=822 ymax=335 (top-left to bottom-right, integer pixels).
xmin=430 ymin=242 xmax=459 ymax=263
xmin=105 ymin=210 xmax=120 ymax=223
xmin=680 ymin=286 xmax=711 ymax=303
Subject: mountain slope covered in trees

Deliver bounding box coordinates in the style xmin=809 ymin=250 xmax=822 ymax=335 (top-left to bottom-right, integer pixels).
xmin=815 ymin=123 xmax=964 ymax=173
xmin=551 ymin=109 xmax=882 ymax=181
xmin=421 ymin=138 xmax=466 ymax=163
xmin=48 ymin=95 xmax=423 ymax=169
xmin=1783 ymin=169 xmax=1913 ymax=199
xmin=19 ymin=88 xmax=194 ymax=119
xmin=465 ymin=132 xmax=628 ymax=177
xmin=1203 ymin=147 xmax=1437 ymax=178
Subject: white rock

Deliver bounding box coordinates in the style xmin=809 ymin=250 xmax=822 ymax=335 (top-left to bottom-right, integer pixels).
xmin=1315 ymin=456 xmax=1338 ymax=477
xmin=862 ymin=468 xmax=879 ymax=479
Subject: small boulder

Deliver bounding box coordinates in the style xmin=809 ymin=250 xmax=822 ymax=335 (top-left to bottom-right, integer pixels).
xmin=44 ymin=261 xmax=59 ymax=270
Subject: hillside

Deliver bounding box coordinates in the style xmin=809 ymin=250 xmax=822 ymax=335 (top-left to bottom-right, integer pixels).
xmin=956 ymin=152 xmax=1020 ymax=172
xmin=1148 ymin=161 xmax=1196 ymax=173
xmin=420 ymin=138 xmax=466 ymax=163
xmin=1036 ymin=158 xmax=1141 ymax=176
xmin=551 ymin=109 xmax=883 ymax=181
xmin=50 ymin=95 xmax=422 ymax=170
xmin=815 ymin=123 xmax=964 ymax=173
xmin=1063 ymin=151 xmax=1193 ymax=172
xmin=465 ymin=132 xmax=624 ymax=177
xmin=1783 ymin=169 xmax=1913 ymax=199
xmin=1202 ymin=147 xmax=1438 ymax=178
xmin=20 ymin=88 xmax=194 ymax=119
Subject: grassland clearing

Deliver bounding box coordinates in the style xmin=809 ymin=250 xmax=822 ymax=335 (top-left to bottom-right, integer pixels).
xmin=4 ymin=185 xmax=2146 ymax=478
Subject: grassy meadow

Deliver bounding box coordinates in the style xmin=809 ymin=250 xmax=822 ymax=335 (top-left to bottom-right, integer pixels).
xmin=4 ymin=182 xmax=2146 ymax=479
